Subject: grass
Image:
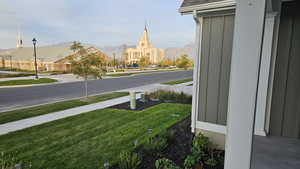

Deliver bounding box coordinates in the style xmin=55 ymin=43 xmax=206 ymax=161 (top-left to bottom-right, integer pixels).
xmin=0 ymin=103 xmax=191 ymax=169
xmin=0 ymin=92 xmax=129 ymax=124
xmin=0 ymin=78 xmax=58 ymax=86
xmin=161 ymin=78 xmax=193 ymax=85
xmin=107 ymin=73 xmax=134 ymax=77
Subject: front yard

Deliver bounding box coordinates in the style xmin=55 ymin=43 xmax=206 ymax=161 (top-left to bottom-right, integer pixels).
xmin=0 ymin=103 xmax=191 ymax=169
xmin=0 ymin=92 xmax=129 ymax=124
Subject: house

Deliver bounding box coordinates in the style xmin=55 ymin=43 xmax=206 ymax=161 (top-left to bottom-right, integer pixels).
xmin=179 ymin=0 xmax=300 ymax=169
xmin=123 ymin=26 xmax=165 ymax=64
xmin=0 ymin=45 xmax=109 ymax=72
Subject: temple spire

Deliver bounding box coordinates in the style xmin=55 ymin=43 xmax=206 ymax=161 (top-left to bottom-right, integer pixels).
xmin=138 ymin=22 xmax=152 ymax=48
xmin=144 ymin=20 xmax=148 ymax=31
xmin=16 ymin=26 xmax=23 ymax=48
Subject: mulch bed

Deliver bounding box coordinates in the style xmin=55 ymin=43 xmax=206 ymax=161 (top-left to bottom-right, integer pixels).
xmin=109 ymin=99 xmax=224 ymax=169
xmin=136 ymin=118 xmax=193 ymax=169
xmin=109 ymin=99 xmax=163 ymax=111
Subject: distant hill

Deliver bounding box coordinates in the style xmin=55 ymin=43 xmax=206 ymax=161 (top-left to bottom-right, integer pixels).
xmin=165 ymin=43 xmax=195 ymax=61
xmin=98 ymin=44 xmax=134 ymax=60
xmin=52 ymin=42 xmax=134 ymax=60
xmin=51 ymin=42 xmax=195 ymax=61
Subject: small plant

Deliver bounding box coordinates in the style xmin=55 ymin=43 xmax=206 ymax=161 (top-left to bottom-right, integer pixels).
xmin=155 ymin=158 xmax=181 ymax=169
xmin=144 ymin=137 xmax=168 ymax=155
xmin=205 ymin=157 xmax=218 ymax=168
xmin=184 ymin=155 xmax=199 ymax=169
xmin=118 ymin=151 xmax=141 ymax=169
xmin=192 ymin=133 xmax=211 ymax=150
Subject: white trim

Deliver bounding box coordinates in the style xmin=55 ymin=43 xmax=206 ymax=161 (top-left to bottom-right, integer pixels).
xmin=254 ymin=13 xmax=277 ymax=137
xmin=265 ymin=5 xmax=283 ymax=135
xmin=191 ymin=13 xmax=202 ymax=133
xmin=179 ymin=0 xmax=236 ymax=14
xmin=255 ymin=130 xmax=267 ymax=136
xmin=196 ymin=121 xmax=227 ymax=134
xmin=224 ymin=0 xmax=267 ymax=169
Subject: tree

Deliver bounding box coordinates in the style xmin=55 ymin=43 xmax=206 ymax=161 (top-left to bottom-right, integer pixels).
xmin=159 ymin=58 xmax=173 ymax=68
xmin=176 ymin=54 xmax=193 ymax=70
xmin=70 ymin=41 xmax=83 ymax=54
xmin=139 ymin=56 xmax=150 ymax=70
xmin=71 ymin=50 xmax=106 ymax=99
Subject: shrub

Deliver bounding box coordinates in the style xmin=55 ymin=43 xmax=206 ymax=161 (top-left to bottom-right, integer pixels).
xmin=118 ymin=151 xmax=141 ymax=169
xmin=184 ymin=155 xmax=200 ymax=169
xmin=145 ymin=90 xmax=192 ymax=104
xmin=155 ymin=158 xmax=181 ymax=169
xmin=192 ymin=133 xmax=211 ymax=150
xmin=144 ymin=137 xmax=168 ymax=155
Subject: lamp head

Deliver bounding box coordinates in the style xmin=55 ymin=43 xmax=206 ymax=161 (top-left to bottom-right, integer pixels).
xmin=32 ymin=38 xmax=37 ymax=45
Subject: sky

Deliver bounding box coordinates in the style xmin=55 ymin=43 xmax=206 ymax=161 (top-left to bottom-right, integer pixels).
xmin=0 ymin=0 xmax=195 ymax=49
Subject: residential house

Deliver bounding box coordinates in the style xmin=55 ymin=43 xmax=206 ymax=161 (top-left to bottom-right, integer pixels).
xmin=179 ymin=0 xmax=300 ymax=169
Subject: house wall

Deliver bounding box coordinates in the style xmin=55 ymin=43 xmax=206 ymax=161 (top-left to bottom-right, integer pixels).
xmin=270 ymin=1 xmax=300 ymax=138
xmin=0 ymin=59 xmax=71 ymax=72
xmin=197 ymin=14 xmax=235 ymax=125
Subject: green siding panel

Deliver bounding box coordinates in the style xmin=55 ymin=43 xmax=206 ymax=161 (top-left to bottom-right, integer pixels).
xmin=270 ymin=1 xmax=300 ymax=138
xmin=198 ymin=14 xmax=235 ymax=125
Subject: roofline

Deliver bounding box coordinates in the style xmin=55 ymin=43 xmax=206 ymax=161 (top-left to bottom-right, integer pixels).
xmin=179 ymin=0 xmax=236 ymax=15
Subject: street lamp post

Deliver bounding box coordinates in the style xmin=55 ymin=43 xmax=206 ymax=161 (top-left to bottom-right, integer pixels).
xmin=32 ymin=38 xmax=38 ymax=79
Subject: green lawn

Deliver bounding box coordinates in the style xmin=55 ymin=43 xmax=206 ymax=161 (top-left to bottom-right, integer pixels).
xmin=0 ymin=103 xmax=191 ymax=169
xmin=0 ymin=92 xmax=129 ymax=124
xmin=161 ymin=78 xmax=193 ymax=85
xmin=0 ymin=78 xmax=58 ymax=86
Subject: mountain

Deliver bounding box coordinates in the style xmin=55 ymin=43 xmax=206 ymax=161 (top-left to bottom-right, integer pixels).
xmin=53 ymin=42 xmax=134 ymax=59
xmin=51 ymin=42 xmax=195 ymax=61
xmin=165 ymin=43 xmax=195 ymax=61
xmin=98 ymin=44 xmax=134 ymax=60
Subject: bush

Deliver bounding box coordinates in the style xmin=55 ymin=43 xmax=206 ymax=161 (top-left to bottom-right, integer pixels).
xmin=144 ymin=137 xmax=168 ymax=156
xmin=183 ymin=155 xmax=202 ymax=169
xmin=145 ymin=90 xmax=192 ymax=104
xmin=155 ymin=158 xmax=181 ymax=169
xmin=192 ymin=133 xmax=211 ymax=150
xmin=118 ymin=151 xmax=141 ymax=169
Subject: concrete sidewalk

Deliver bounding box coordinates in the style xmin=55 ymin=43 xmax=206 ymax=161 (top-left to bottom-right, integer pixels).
xmin=0 ymin=94 xmax=141 ymax=135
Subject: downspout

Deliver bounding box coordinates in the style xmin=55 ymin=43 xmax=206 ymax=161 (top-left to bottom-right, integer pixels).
xmin=191 ymin=10 xmax=201 ymax=133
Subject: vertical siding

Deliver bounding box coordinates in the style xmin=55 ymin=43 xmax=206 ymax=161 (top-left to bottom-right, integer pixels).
xmin=218 ymin=16 xmax=234 ymax=125
xmin=198 ymin=14 xmax=235 ymax=125
xmin=270 ymin=2 xmax=300 ymax=138
xmin=198 ymin=17 xmax=211 ymax=121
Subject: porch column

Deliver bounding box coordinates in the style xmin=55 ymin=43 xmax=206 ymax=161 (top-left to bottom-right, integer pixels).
xmin=224 ymin=1 xmax=266 ymax=169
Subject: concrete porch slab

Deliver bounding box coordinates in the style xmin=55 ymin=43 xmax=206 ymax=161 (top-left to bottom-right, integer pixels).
xmin=251 ymin=136 xmax=300 ymax=169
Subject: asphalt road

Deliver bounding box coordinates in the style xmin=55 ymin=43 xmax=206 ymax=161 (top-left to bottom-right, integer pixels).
xmin=0 ymin=70 xmax=193 ymax=112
